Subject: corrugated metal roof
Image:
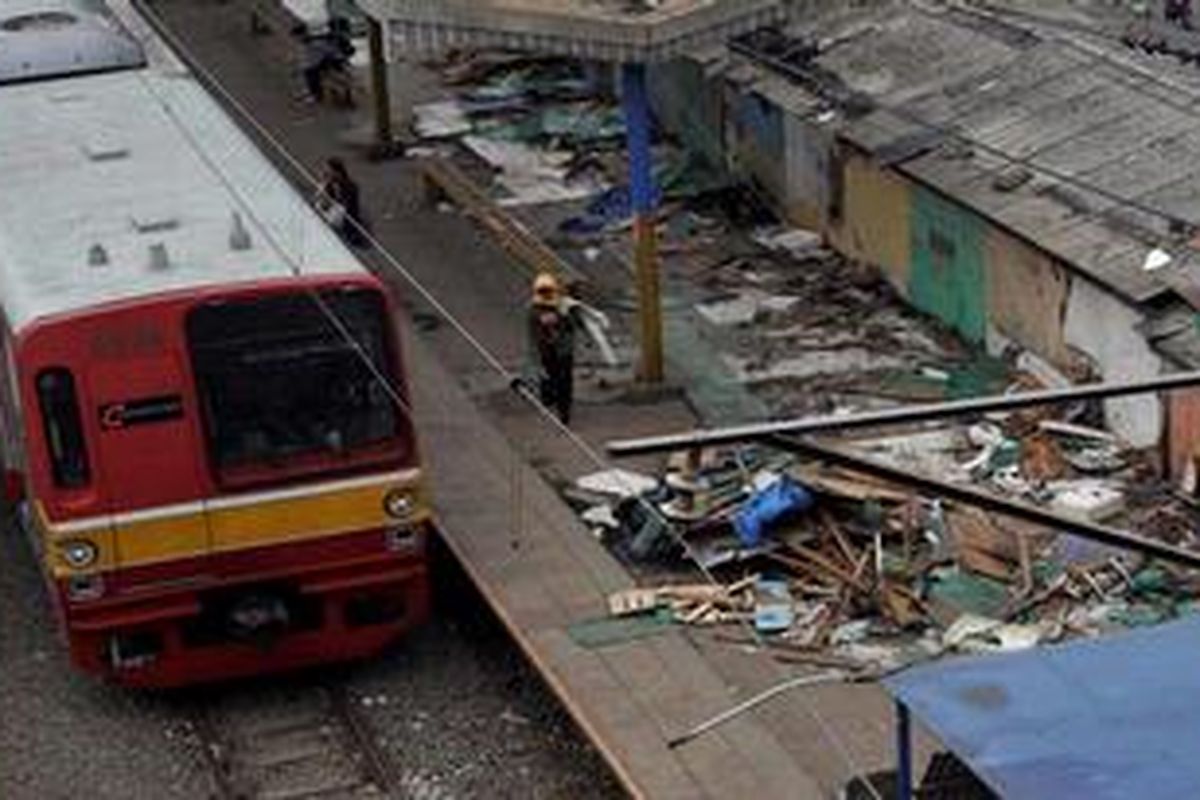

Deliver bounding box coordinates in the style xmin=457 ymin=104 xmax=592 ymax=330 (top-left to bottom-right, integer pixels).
xmin=885 ymin=615 xmax=1200 ymax=800
xmin=0 ymin=64 xmax=360 ymax=332
xmin=0 ymin=0 xmax=145 ymax=84
xmin=748 ymin=4 xmax=1200 ymax=306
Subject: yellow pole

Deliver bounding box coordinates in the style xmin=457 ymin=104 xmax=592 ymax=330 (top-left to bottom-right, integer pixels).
xmin=634 ymin=215 xmax=664 ymax=382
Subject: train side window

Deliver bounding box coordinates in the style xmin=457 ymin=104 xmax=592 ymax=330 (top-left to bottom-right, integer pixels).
xmin=35 ymin=368 xmax=90 ymax=488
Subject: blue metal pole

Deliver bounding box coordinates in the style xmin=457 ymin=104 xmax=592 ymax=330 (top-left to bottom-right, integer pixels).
xmin=896 ymin=700 xmax=914 ymax=800
xmin=621 ymin=62 xmax=663 ymax=382
xmin=622 ymin=63 xmax=654 ymax=214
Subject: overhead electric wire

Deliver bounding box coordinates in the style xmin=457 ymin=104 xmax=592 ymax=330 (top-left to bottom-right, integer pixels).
xmin=125 ymin=0 xmax=756 ymax=605
xmin=132 ymin=1 xmax=1200 ymax=786
xmin=111 ymin=5 xmax=1041 ymax=791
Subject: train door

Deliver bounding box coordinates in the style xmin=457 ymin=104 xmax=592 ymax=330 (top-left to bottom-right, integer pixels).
xmin=86 ymin=354 xmax=210 ymax=573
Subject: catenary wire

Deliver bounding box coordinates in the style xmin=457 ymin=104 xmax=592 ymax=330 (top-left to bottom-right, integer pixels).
xmin=126 ymin=0 xmax=762 ymax=623
xmin=122 ymin=3 xmax=925 ymax=791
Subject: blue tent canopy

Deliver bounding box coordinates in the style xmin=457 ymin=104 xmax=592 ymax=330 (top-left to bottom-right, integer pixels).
xmin=885 ymin=615 xmax=1200 ymax=799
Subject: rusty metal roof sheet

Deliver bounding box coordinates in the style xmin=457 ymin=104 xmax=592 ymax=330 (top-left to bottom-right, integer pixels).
xmin=748 ymin=3 xmax=1200 ymax=305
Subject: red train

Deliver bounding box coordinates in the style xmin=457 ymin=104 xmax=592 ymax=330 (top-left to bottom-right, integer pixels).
xmin=0 ymin=1 xmax=431 ymax=686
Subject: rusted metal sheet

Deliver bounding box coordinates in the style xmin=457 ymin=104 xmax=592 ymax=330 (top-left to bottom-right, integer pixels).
xmin=985 ymin=228 xmax=1072 ymax=365
xmin=1168 ymin=388 xmax=1200 ymax=482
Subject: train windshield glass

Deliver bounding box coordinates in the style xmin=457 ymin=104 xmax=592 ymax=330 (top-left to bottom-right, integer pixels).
xmin=187 ymin=289 xmax=404 ymax=482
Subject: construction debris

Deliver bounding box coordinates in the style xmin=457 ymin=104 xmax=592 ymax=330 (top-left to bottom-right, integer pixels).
xmin=589 ymin=433 xmax=1199 ymax=672
xmin=415 ymin=45 xmax=1200 ymax=674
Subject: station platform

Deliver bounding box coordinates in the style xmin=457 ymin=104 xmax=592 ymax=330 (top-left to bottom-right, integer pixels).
xmin=138 ymin=2 xmax=909 ymax=795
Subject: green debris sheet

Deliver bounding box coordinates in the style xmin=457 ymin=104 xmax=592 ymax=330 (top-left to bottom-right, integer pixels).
xmin=925 ymin=567 xmax=1011 ymax=619
xmin=476 ymin=102 xmax=627 ymax=145
xmin=567 ymin=607 xmax=676 ymax=649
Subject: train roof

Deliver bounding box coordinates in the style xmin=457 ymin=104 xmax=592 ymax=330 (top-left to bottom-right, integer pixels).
xmin=0 ymin=3 xmax=364 ymax=334
xmin=0 ymin=0 xmax=145 ymax=84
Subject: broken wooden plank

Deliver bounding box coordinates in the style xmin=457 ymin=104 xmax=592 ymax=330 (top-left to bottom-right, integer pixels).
xmin=788 ymin=465 xmax=911 ymax=503
xmin=608 ymin=588 xmax=660 ymax=617
xmin=772 ymin=546 xmax=872 ymax=594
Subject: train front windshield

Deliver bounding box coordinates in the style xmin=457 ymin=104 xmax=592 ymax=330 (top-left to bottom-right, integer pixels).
xmin=188 ymin=289 xmax=405 ymax=483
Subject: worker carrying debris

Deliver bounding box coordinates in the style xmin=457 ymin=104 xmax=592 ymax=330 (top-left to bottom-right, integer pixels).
xmin=527 ymin=272 xmax=580 ymax=424
xmin=522 ymin=272 xmax=615 ymax=424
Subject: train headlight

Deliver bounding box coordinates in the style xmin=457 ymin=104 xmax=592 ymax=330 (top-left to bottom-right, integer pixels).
xmin=383 ymin=489 xmax=414 ymax=520
xmin=61 ymin=539 xmax=98 ymax=569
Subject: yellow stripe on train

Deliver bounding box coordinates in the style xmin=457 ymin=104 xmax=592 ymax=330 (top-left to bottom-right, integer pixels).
xmin=37 ymin=470 xmax=429 ymax=578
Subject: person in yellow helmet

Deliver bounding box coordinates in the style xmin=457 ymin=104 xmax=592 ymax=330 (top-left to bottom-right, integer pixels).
xmin=528 ymin=273 xmax=578 ymax=424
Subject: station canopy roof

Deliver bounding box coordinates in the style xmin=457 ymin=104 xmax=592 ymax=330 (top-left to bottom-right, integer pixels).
xmin=0 ymin=0 xmax=144 ymax=84
xmin=358 ymin=0 xmax=786 ymax=62
xmin=885 ymin=614 xmax=1200 ymax=799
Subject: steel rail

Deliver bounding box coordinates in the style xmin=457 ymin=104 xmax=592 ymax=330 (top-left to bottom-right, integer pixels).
xmin=768 ymin=435 xmax=1200 ymax=570
xmin=607 ymin=370 xmax=1200 ymax=456
xmin=325 ymin=683 xmax=399 ymax=795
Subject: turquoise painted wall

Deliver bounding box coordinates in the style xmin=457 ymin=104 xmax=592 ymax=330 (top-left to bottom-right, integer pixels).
xmin=910 ymin=186 xmax=987 ymax=343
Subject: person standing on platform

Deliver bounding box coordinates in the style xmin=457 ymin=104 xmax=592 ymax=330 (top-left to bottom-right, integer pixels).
xmin=315 ymin=157 xmax=368 ymax=249
xmin=527 ymin=273 xmax=580 ymax=425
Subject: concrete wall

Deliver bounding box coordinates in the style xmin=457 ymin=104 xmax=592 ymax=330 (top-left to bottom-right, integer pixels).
xmin=727 ymin=88 xmax=787 ymax=202
xmin=1064 ymin=278 xmax=1164 ymax=449
xmin=782 ymin=113 xmax=834 ymax=230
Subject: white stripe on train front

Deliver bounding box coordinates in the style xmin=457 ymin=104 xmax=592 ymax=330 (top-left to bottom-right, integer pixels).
xmin=45 ymin=469 xmax=420 ymax=535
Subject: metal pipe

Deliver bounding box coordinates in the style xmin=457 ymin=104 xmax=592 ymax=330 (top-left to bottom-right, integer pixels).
xmin=666 ymin=670 xmax=846 ymax=749
xmin=607 ymin=370 xmax=1200 ymax=456
xmin=769 ymin=435 xmax=1200 ymax=570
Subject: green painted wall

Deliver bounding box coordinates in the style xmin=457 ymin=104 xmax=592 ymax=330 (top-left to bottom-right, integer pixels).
xmin=910 ymin=186 xmax=987 ymax=343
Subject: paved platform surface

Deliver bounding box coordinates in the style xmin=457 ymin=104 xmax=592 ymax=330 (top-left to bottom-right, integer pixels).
xmin=143 ymin=1 xmax=921 ymax=796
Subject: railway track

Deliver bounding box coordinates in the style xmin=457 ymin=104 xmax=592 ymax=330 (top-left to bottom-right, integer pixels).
xmin=190 ymin=681 xmax=449 ymax=800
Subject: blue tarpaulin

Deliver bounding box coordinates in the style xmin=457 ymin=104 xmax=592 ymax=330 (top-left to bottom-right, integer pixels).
xmin=884 ymin=614 xmax=1200 ymax=799
xmin=733 ymin=476 xmax=813 ymax=548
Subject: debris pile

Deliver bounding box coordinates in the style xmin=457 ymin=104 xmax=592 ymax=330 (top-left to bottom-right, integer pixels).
xmin=572 ymin=435 xmax=1200 ymax=672
xmin=417 ymin=49 xmax=1200 ymax=673
xmin=414 ymin=51 xmax=728 ymax=217
xmin=413 ymin=54 xmax=631 ymax=207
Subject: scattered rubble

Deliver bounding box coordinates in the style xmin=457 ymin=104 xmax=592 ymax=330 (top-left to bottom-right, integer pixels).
xmin=585 ymin=432 xmax=1199 ymax=674
xmin=414 ymin=45 xmax=1200 ymax=676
